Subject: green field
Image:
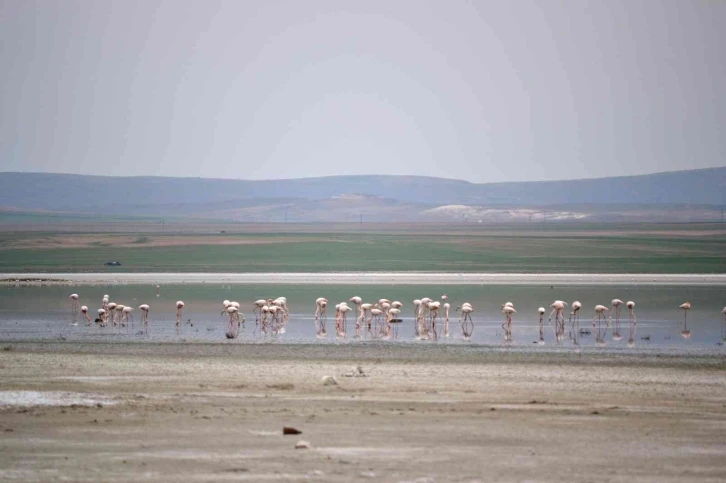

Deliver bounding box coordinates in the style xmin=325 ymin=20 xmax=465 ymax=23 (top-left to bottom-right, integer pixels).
xmin=0 ymin=222 xmax=724 ymax=273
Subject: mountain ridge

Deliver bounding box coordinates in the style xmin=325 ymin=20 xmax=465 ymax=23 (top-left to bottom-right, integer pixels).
xmin=0 ymin=167 xmax=724 ymax=221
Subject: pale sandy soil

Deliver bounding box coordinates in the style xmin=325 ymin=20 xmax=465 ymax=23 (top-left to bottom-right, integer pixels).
xmin=2 ymin=272 xmax=726 ymax=286
xmin=0 ymin=343 xmax=725 ymax=482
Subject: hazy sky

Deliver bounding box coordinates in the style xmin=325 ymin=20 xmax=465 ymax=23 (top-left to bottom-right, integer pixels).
xmin=1 ymin=1 xmax=724 ymax=182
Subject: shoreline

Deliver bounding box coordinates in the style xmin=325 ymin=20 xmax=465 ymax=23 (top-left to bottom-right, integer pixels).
xmin=2 ymin=272 xmax=726 ymax=285
xmin=4 ymin=340 xmax=725 ymax=367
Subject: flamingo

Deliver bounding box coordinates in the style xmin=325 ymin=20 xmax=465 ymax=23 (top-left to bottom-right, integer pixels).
xmin=106 ymin=302 xmax=117 ymax=325
xmin=457 ymin=303 xmax=474 ymax=340
xmin=337 ymin=303 xmax=352 ymax=337
xmin=537 ymin=307 xmax=546 ymax=344
xmin=501 ymin=303 xmax=515 ymax=342
xmin=387 ymin=307 xmax=401 ymax=338
xmin=221 ymin=300 xmax=231 ymax=315
xmin=176 ymin=301 xmax=185 ymax=327
xmin=549 ymin=301 xmax=568 ymax=342
xmin=115 ymin=304 xmax=126 ymax=327
xmin=96 ymin=308 xmax=107 ymax=326
xmin=273 ymin=297 xmax=289 ymax=324
xmin=412 ymin=299 xmax=422 ymax=337
xmin=260 ymin=305 xmax=270 ymax=333
xmin=610 ymin=299 xmax=624 ymax=341
xmin=139 ymin=304 xmax=150 ymax=333
xmin=253 ymin=299 xmax=266 ymax=323
xmin=122 ymin=306 xmax=134 ymax=327
xmin=679 ymin=302 xmax=691 ymax=339
xmin=443 ymin=302 xmax=451 ymax=337
xmin=101 ymin=295 xmax=109 ymax=313
xmin=418 ymin=297 xmax=432 ymax=338
xmin=230 ymin=301 xmax=243 ymax=328
xmin=69 ymin=294 xmax=80 ymax=324
xmin=349 ymin=296 xmax=362 ymax=324
xmin=225 ymin=306 xmax=239 ymax=339
xmin=368 ymin=308 xmax=384 ymax=336
xmin=314 ymin=297 xmax=328 ymax=336
xmin=268 ymin=305 xmax=281 ymax=334
xmin=626 ymin=301 xmax=636 ymax=346
xmin=80 ymin=306 xmax=91 ymax=325
xmin=357 ymin=302 xmax=373 ymax=338
xmin=570 ymin=301 xmax=582 ymax=345
xmin=593 ymin=305 xmax=609 ymax=345
xmin=427 ymin=301 xmax=441 ymax=338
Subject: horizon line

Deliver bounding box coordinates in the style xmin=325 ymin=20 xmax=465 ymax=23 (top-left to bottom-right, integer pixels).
xmin=0 ymin=166 xmax=723 ymax=185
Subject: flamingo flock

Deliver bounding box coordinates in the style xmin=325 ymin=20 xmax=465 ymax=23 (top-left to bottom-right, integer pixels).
xmin=63 ymin=292 xmax=725 ymax=345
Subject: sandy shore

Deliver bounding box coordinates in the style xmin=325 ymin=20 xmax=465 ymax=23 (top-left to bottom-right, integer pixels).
xmin=3 ymin=272 xmax=726 ymax=285
xmin=1 ymin=342 xmax=725 ymax=482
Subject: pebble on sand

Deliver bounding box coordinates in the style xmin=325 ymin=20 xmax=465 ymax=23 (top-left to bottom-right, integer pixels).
xmin=321 ymin=376 xmax=338 ymax=386
xmin=295 ymin=440 xmax=311 ymax=449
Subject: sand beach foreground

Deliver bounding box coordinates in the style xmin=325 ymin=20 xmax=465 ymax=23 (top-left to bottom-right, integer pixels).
xmin=1 ymin=343 xmax=725 ymax=482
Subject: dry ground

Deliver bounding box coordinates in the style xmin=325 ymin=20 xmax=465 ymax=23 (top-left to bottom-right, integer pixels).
xmin=1 ymin=343 xmax=725 ymax=482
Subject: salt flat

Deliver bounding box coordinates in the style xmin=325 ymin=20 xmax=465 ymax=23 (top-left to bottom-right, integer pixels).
xmin=0 ymin=342 xmax=724 ymax=482
xmin=3 ymin=272 xmax=726 ymax=285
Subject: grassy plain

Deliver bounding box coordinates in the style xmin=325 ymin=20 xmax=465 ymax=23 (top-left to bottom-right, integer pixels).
xmin=0 ymin=221 xmax=724 ymax=273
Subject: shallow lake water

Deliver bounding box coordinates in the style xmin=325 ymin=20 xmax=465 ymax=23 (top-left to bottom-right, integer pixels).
xmin=0 ymin=284 xmax=724 ymax=352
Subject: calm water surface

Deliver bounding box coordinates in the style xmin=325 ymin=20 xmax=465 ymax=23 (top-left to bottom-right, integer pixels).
xmin=1 ymin=284 xmax=724 ymax=352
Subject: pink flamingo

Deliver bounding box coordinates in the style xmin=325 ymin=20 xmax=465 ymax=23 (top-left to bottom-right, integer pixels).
xmin=349 ymin=296 xmax=362 ymax=324
xmin=106 ymin=302 xmax=117 ymax=325
xmin=368 ymin=308 xmax=384 ymax=337
xmin=357 ymin=303 xmax=373 ymax=338
xmin=457 ymin=303 xmax=474 ymax=340
xmin=253 ymin=299 xmax=266 ymax=323
xmin=610 ymin=299 xmax=624 ymax=341
xmin=593 ymin=305 xmax=609 ymax=345
xmin=80 ymin=306 xmax=91 ymax=326
xmin=570 ymin=301 xmax=582 ymax=345
xmin=115 ymin=305 xmax=126 ymax=327
xmin=69 ymin=294 xmax=80 ymax=325
xmin=501 ymin=303 xmax=515 ymax=342
xmin=549 ymin=301 xmax=568 ymax=342
xmin=96 ymin=308 xmax=107 ymax=327
xmin=315 ymin=297 xmax=328 ymax=336
xmin=260 ymin=305 xmax=270 ymax=333
xmin=679 ymin=302 xmax=691 ymax=339
xmin=443 ymin=302 xmax=451 ymax=337
xmin=337 ymin=303 xmax=352 ymax=337
xmin=427 ymin=301 xmax=441 ymax=338
xmin=412 ymin=299 xmax=422 ymax=337
xmin=176 ymin=301 xmax=185 ymax=327
xmin=387 ymin=307 xmax=401 ymax=338
xmin=122 ymin=306 xmax=134 ymax=327
xmin=225 ymin=306 xmax=239 ymax=338
xmin=139 ymin=304 xmax=150 ymax=333
xmin=627 ymin=301 xmax=637 ymax=346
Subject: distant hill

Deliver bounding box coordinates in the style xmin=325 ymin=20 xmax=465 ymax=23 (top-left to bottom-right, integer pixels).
xmin=0 ymin=168 xmax=724 ymax=222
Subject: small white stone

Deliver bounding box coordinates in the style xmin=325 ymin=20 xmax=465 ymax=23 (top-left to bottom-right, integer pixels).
xmin=321 ymin=376 xmax=338 ymax=386
xmin=295 ymin=440 xmax=311 ymax=449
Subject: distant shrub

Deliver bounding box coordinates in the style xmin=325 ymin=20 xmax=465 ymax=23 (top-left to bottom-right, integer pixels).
xmin=132 ymin=236 xmax=150 ymax=244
